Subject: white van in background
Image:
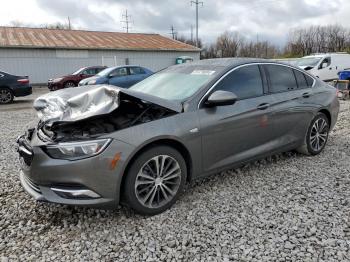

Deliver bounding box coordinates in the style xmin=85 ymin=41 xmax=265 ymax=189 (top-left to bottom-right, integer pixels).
xmin=296 ymin=53 xmax=350 ymax=81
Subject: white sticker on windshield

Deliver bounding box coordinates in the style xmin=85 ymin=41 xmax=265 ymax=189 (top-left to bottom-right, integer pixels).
xmin=191 ymin=70 xmax=216 ymax=76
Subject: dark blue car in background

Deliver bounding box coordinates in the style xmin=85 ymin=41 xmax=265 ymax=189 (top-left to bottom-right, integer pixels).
xmin=0 ymin=70 xmax=32 ymax=104
xmin=79 ymin=66 xmax=153 ymax=88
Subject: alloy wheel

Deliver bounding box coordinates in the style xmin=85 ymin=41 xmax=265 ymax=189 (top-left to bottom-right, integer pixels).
xmin=0 ymin=89 xmax=12 ymax=104
xmin=64 ymin=82 xmax=75 ymax=88
xmin=309 ymin=118 xmax=329 ymax=152
xmin=134 ymin=155 xmax=182 ymax=209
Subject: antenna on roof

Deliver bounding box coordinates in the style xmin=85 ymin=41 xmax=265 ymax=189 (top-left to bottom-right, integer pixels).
xmin=121 ymin=10 xmax=133 ymax=33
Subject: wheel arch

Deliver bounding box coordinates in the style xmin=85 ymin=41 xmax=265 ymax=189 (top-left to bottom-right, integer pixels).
xmin=318 ymin=109 xmax=331 ymax=126
xmin=0 ymin=85 xmax=12 ymax=91
xmin=119 ymin=138 xmax=193 ymax=199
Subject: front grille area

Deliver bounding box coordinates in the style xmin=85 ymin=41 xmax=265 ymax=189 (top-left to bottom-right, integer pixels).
xmin=23 ymin=175 xmax=41 ymax=194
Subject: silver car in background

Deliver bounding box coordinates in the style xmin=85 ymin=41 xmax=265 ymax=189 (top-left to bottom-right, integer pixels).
xmin=17 ymin=58 xmax=339 ymax=215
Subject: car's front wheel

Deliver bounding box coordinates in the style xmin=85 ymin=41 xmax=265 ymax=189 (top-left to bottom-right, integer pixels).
xmin=64 ymin=81 xmax=76 ymax=88
xmin=123 ymin=146 xmax=187 ymax=215
xmin=298 ymin=113 xmax=330 ymax=155
xmin=0 ymin=87 xmax=14 ymax=104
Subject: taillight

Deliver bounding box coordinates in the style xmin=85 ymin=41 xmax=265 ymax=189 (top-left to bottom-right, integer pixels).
xmin=17 ymin=79 xmax=29 ymax=84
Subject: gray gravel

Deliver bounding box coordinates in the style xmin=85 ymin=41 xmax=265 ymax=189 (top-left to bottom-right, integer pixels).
xmin=1 ymin=99 xmax=350 ymax=261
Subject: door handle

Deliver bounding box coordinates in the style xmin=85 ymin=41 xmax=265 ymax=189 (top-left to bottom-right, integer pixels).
xmin=302 ymin=92 xmax=311 ymax=98
xmin=257 ymin=103 xmax=270 ymax=110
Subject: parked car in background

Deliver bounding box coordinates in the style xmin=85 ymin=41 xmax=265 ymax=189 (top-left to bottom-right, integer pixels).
xmin=79 ymin=66 xmax=153 ymax=88
xmin=48 ymin=66 xmax=107 ymax=91
xmin=0 ymin=71 xmax=32 ymax=104
xmin=18 ymin=58 xmax=339 ymax=215
xmin=296 ymin=53 xmax=350 ymax=81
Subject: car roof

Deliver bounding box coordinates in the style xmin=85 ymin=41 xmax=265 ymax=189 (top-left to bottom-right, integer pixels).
xmin=85 ymin=65 xmax=107 ymax=69
xmin=108 ymin=65 xmax=145 ymax=69
xmin=170 ymin=58 xmax=285 ymax=70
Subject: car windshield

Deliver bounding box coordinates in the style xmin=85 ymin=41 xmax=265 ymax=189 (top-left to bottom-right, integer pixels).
xmin=96 ymin=67 xmax=115 ymax=77
xmin=297 ymin=57 xmax=321 ymax=67
xmin=71 ymin=68 xmax=85 ymax=75
xmin=129 ymin=66 xmax=221 ymax=101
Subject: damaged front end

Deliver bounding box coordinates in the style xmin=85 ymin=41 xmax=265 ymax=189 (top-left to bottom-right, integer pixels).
xmin=33 ymin=85 xmax=182 ymax=142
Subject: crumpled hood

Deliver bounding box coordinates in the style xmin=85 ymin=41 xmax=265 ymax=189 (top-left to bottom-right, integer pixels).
xmin=33 ymin=85 xmax=182 ymax=125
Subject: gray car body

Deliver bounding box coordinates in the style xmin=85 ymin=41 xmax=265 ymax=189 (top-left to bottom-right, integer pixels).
xmin=19 ymin=58 xmax=339 ymax=209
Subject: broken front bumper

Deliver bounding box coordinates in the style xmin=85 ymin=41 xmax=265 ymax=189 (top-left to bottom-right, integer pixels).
xmin=17 ymin=130 xmax=136 ymax=209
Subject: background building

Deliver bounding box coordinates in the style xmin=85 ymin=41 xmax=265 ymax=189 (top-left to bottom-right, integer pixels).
xmin=0 ymin=27 xmax=200 ymax=84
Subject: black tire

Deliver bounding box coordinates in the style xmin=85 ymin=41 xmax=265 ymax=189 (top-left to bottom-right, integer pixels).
xmin=0 ymin=87 xmax=14 ymax=104
xmin=297 ymin=113 xmax=330 ymax=156
xmin=123 ymin=145 xmax=187 ymax=216
xmin=64 ymin=81 xmax=76 ymax=89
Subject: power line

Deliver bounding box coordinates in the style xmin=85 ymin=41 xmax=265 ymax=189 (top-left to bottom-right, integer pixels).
xmin=191 ymin=0 xmax=203 ymax=47
xmin=121 ymin=9 xmax=133 ymax=33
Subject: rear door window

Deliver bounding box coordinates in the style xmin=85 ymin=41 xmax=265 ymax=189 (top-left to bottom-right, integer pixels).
xmin=130 ymin=67 xmax=146 ymax=75
xmin=294 ymin=70 xmax=309 ymax=89
xmin=304 ymin=74 xmax=315 ymax=87
xmin=110 ymin=67 xmax=128 ymax=77
xmin=214 ymin=65 xmax=264 ymax=100
xmin=265 ymin=65 xmax=297 ymax=93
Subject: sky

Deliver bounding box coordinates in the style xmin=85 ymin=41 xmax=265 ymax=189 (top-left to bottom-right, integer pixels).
xmin=0 ymin=0 xmax=348 ymax=46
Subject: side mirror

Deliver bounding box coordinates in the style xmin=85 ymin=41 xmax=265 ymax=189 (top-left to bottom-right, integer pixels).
xmin=205 ymin=90 xmax=238 ymax=107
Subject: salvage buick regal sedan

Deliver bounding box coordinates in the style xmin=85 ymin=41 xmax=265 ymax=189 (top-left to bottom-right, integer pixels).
xmin=17 ymin=58 xmax=339 ymax=215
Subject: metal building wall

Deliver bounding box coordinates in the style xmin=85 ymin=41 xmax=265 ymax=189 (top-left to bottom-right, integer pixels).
xmin=0 ymin=48 xmax=200 ymax=84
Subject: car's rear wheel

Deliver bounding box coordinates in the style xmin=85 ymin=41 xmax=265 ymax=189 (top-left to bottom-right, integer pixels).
xmin=297 ymin=113 xmax=330 ymax=155
xmin=0 ymin=87 xmax=14 ymax=104
xmin=64 ymin=81 xmax=76 ymax=88
xmin=123 ymin=146 xmax=187 ymax=215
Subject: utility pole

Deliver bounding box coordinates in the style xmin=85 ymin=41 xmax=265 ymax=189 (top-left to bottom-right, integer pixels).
xmin=256 ymin=33 xmax=259 ymax=57
xmin=67 ymin=17 xmax=71 ymax=30
xmin=169 ymin=25 xmax=177 ymax=40
xmin=191 ymin=0 xmax=203 ymax=47
xmin=121 ymin=10 xmax=132 ymax=33
xmin=191 ymin=25 xmax=194 ymax=43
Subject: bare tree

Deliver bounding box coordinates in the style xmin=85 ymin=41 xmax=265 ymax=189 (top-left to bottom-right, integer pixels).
xmin=176 ymin=35 xmax=200 ymax=48
xmin=285 ymin=25 xmax=350 ymax=56
xmin=216 ymin=31 xmax=244 ymax=57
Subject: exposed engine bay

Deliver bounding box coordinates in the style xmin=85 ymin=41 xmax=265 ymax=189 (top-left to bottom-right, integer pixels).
xmin=39 ymin=97 xmax=176 ymax=142
xmin=33 ymin=85 xmax=180 ymax=142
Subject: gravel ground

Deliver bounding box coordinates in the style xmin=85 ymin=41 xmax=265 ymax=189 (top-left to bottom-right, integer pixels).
xmin=0 ymin=100 xmax=349 ymax=261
